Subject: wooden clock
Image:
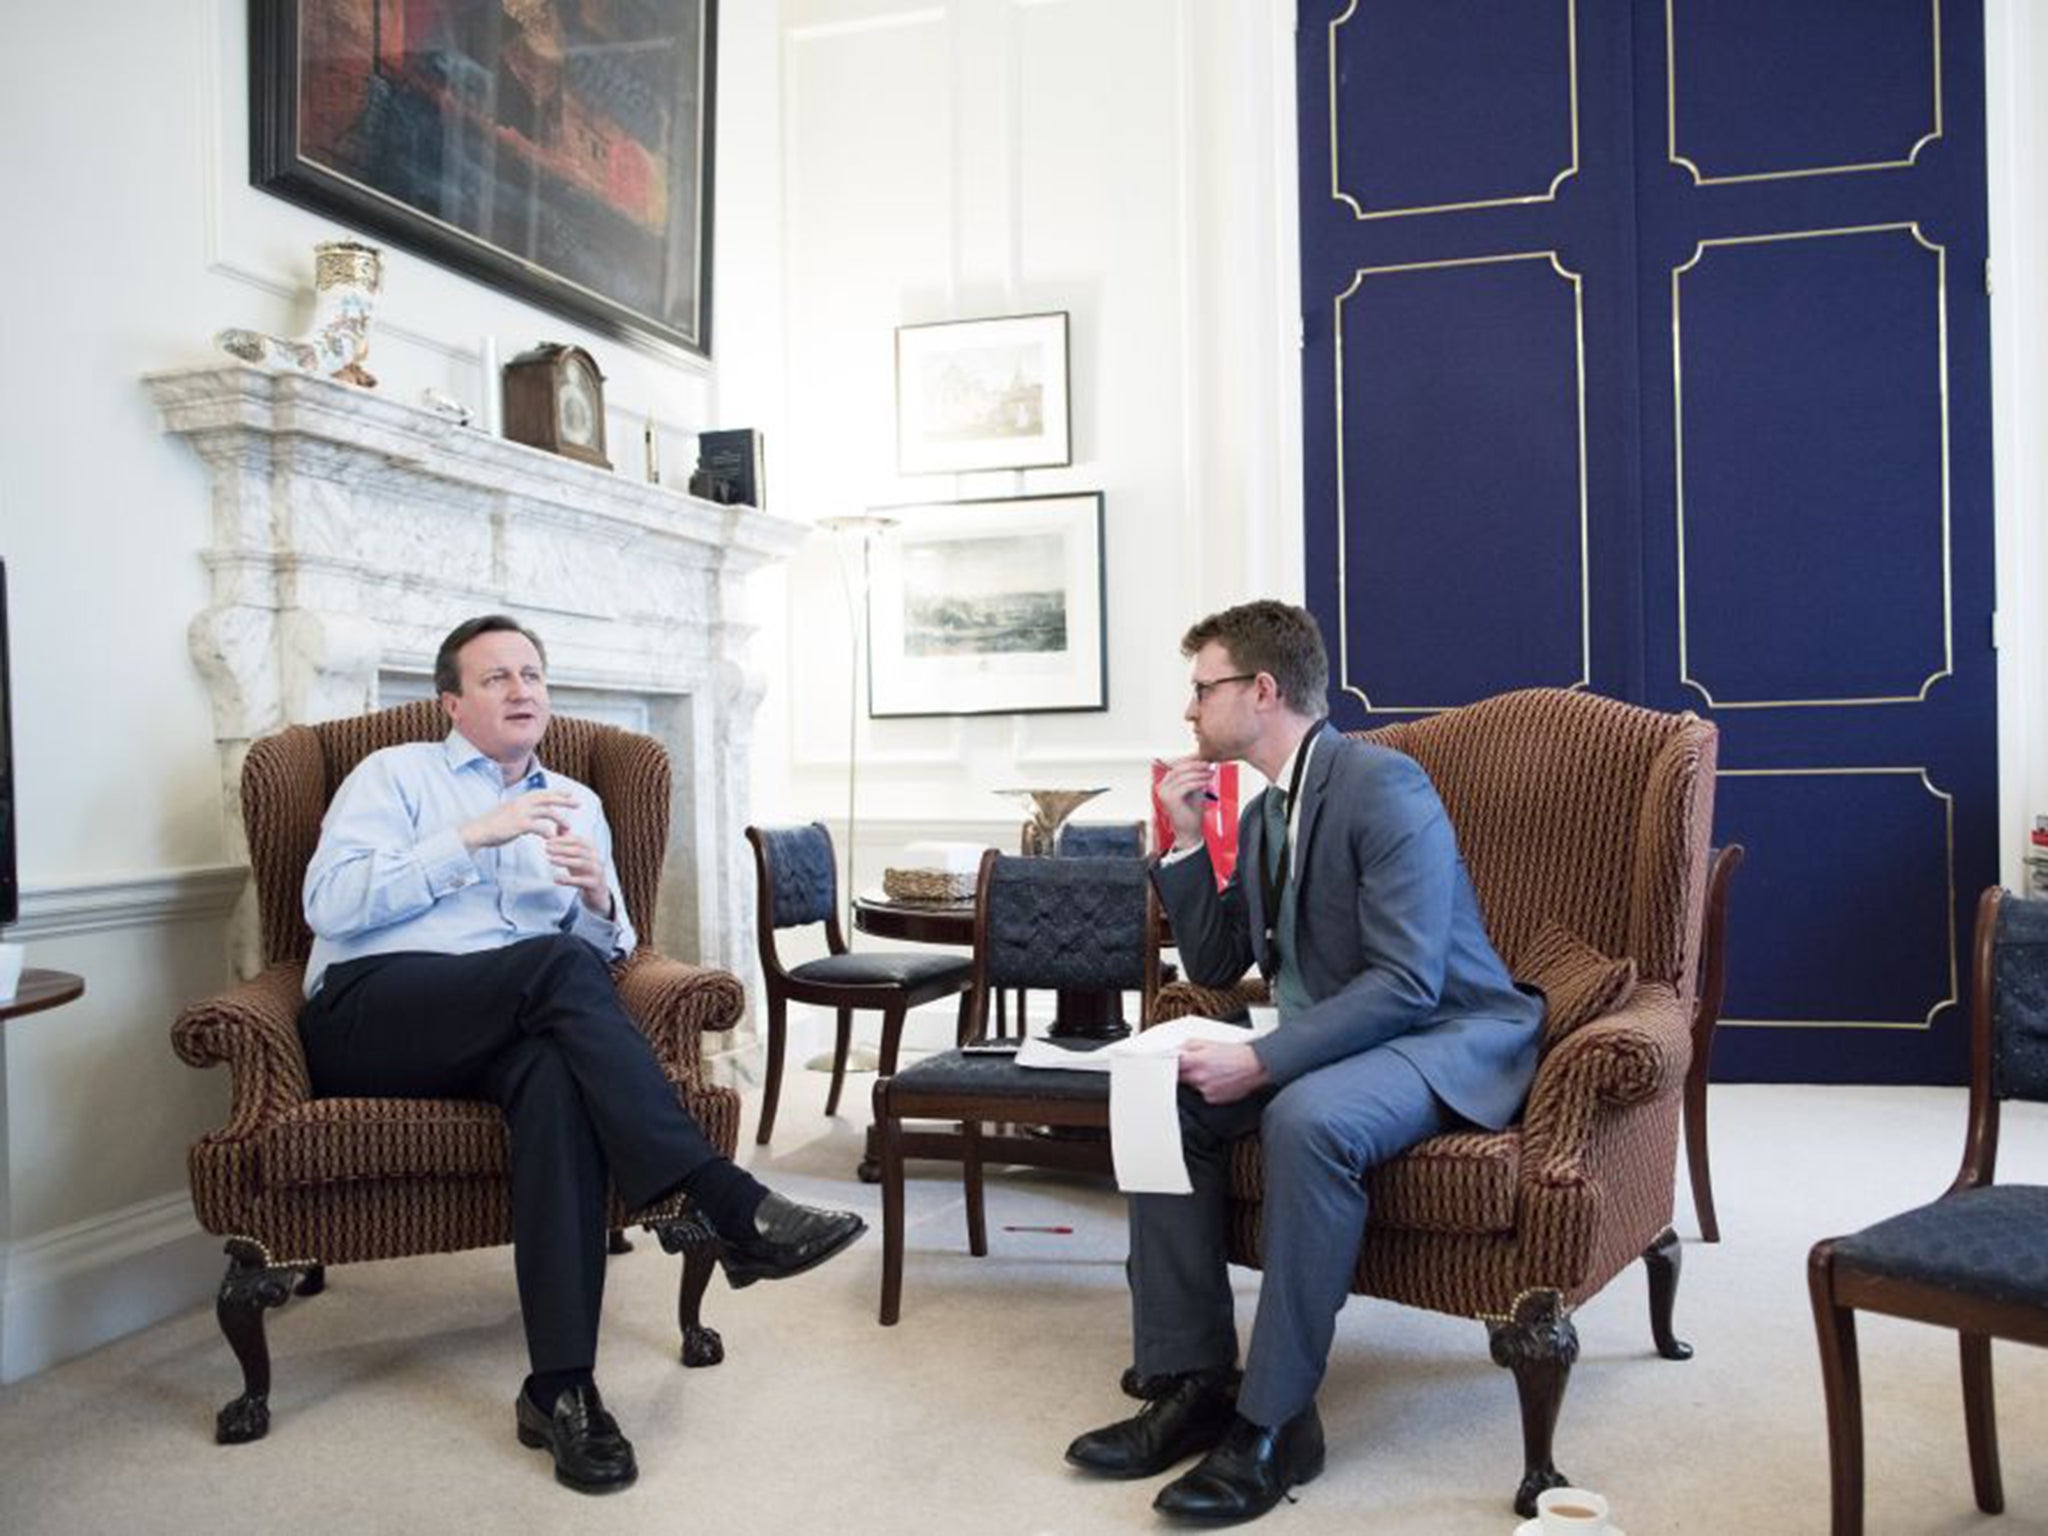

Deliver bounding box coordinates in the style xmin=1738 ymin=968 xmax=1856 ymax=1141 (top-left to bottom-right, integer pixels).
xmin=502 ymin=343 xmax=611 ymax=469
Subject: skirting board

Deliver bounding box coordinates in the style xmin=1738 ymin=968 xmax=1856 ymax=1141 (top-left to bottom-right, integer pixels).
xmin=1 ymin=1189 xmax=221 ymax=1384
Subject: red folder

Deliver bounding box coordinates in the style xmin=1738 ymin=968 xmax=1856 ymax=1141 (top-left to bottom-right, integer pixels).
xmin=1151 ymin=761 xmax=1240 ymax=889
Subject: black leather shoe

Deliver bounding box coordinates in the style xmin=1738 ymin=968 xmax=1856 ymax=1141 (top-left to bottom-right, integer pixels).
xmin=719 ymin=1192 xmax=866 ymax=1288
xmin=1064 ymin=1368 xmax=1240 ymax=1479
xmin=514 ymin=1382 xmax=637 ymax=1495
xmin=1153 ymin=1406 xmax=1324 ymax=1524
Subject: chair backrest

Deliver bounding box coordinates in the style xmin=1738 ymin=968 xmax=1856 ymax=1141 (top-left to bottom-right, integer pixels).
xmin=1052 ymin=820 xmax=1147 ymax=858
xmin=747 ymin=822 xmax=840 ymax=932
xmin=241 ymin=699 xmax=672 ymax=967
xmin=1362 ymin=687 xmax=1718 ymax=990
xmin=971 ymin=851 xmax=1160 ymax=1008
xmin=1988 ymin=889 xmax=2048 ymax=1106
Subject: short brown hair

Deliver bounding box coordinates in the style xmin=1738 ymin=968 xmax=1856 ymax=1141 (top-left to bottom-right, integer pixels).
xmin=1181 ymin=600 xmax=1329 ymax=718
xmin=434 ymin=614 xmax=548 ymax=696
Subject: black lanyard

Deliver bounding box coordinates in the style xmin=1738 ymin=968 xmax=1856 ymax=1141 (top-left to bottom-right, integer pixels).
xmin=1258 ymin=739 xmax=1314 ymax=979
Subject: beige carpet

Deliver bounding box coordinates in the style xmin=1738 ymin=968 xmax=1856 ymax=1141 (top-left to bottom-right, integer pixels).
xmin=2 ymin=1004 xmax=2045 ymax=1536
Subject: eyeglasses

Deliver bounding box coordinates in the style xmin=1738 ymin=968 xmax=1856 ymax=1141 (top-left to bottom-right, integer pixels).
xmin=1189 ymin=673 xmax=1258 ymax=704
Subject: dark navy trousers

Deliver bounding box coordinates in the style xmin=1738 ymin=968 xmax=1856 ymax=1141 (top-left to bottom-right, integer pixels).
xmin=298 ymin=932 xmax=724 ymax=1374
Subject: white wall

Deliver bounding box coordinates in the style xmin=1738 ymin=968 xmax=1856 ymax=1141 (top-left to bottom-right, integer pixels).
xmin=0 ymin=0 xmax=786 ymax=1379
xmin=768 ymin=0 xmax=1303 ymax=889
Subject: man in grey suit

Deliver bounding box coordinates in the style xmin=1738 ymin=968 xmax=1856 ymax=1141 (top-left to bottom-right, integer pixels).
xmin=1065 ymin=601 xmax=1542 ymax=1524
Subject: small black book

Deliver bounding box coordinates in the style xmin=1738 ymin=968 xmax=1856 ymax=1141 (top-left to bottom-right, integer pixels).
xmin=696 ymin=428 xmax=765 ymax=508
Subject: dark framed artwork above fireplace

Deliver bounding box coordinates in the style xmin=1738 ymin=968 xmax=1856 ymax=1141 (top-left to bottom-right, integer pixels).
xmin=249 ymin=0 xmax=717 ymax=360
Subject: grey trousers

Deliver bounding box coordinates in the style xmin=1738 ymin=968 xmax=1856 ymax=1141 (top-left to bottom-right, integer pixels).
xmin=1127 ymin=1043 xmax=1452 ymax=1427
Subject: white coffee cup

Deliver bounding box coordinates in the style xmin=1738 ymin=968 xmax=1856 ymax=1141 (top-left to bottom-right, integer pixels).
xmin=1536 ymin=1486 xmax=1611 ymax=1534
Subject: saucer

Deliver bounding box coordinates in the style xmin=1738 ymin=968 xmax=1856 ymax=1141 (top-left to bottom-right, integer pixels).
xmin=1514 ymin=1522 xmax=1625 ymax=1536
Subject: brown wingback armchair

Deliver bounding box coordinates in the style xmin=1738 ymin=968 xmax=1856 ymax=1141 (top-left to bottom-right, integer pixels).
xmin=171 ymin=700 xmax=746 ymax=1444
xmin=1153 ymin=687 xmax=1718 ymax=1516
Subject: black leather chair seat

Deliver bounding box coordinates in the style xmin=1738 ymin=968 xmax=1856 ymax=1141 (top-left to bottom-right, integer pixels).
xmin=889 ymin=1045 xmax=1113 ymax=1104
xmin=790 ymin=951 xmax=972 ymax=989
xmin=1833 ymin=1184 xmax=2048 ymax=1309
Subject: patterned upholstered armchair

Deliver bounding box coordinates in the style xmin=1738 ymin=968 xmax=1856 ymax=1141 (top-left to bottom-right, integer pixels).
xmin=1152 ymin=688 xmax=1718 ymax=1516
xmin=171 ymin=701 xmax=745 ymax=1444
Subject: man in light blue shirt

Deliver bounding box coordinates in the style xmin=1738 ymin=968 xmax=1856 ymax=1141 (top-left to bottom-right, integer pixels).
xmin=296 ymin=614 xmax=865 ymax=1496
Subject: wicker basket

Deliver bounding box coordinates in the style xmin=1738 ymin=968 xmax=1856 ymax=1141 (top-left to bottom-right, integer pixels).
xmin=882 ymin=867 xmax=976 ymax=903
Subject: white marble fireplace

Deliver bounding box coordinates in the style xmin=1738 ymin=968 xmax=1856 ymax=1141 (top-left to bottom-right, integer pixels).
xmin=146 ymin=364 xmax=801 ymax=1006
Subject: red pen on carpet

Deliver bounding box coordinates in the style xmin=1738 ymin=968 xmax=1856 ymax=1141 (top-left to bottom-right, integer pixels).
xmin=1002 ymin=1225 xmax=1074 ymax=1234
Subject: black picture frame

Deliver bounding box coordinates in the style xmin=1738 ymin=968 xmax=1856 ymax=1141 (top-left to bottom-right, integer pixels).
xmin=250 ymin=0 xmax=717 ymax=361
xmin=865 ymin=493 xmax=1107 ymax=719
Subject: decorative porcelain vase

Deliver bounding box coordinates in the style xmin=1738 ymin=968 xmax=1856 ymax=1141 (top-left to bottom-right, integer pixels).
xmin=996 ymin=787 xmax=1111 ymax=856
xmin=216 ymin=240 xmax=383 ymax=388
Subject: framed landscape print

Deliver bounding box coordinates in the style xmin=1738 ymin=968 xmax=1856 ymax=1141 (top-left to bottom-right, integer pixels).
xmin=894 ymin=312 xmax=1072 ymax=474
xmin=867 ymin=493 xmax=1106 ymax=718
xmin=250 ymin=0 xmax=717 ymax=359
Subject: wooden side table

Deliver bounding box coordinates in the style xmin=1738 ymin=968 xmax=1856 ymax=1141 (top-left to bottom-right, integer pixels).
xmin=0 ymin=968 xmax=85 ymax=1023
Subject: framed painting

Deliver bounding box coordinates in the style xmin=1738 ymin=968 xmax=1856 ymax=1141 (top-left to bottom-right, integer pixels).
xmin=867 ymin=493 xmax=1106 ymax=718
xmin=250 ymin=0 xmax=717 ymax=359
xmin=894 ymin=312 xmax=1072 ymax=474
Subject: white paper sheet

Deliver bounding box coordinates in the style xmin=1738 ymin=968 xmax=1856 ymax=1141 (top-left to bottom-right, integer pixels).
xmin=1111 ymin=1051 xmax=1190 ymax=1192
xmin=1014 ymin=1015 xmax=1276 ymax=1194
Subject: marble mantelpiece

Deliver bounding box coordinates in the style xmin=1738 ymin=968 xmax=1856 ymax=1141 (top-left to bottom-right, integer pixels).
xmin=147 ymin=363 xmax=800 ymax=1008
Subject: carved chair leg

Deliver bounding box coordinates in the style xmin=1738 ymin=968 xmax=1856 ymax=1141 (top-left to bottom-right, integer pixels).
xmin=878 ymin=1078 xmax=906 ymax=1326
xmin=214 ymin=1238 xmax=313 ymax=1445
xmin=824 ymin=1007 xmax=854 ymax=1117
xmin=1487 ymin=1290 xmax=1579 ymax=1518
xmin=295 ymin=1263 xmax=326 ymax=1297
xmin=606 ymin=1228 xmax=633 ymax=1255
xmin=1808 ymin=1243 xmax=1865 ymax=1536
xmin=653 ymin=1212 xmax=726 ymax=1368
xmin=1643 ymin=1226 xmax=1694 ymax=1360
xmin=757 ymin=992 xmax=788 ymax=1145
xmin=1960 ymin=1331 xmax=2003 ymax=1514
xmin=963 ymin=1120 xmax=988 ymax=1257
xmin=1683 ymin=1056 xmax=1720 ymax=1242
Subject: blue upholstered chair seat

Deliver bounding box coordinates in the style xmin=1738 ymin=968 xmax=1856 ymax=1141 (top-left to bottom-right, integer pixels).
xmin=888 ymin=1045 xmax=1113 ymax=1103
xmin=790 ymin=951 xmax=972 ymax=990
xmin=1833 ymin=1184 xmax=2048 ymax=1309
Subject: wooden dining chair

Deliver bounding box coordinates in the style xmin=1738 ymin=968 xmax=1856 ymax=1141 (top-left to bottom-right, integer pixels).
xmin=746 ymin=823 xmax=974 ymax=1146
xmin=1808 ymin=886 xmax=2048 ymax=1534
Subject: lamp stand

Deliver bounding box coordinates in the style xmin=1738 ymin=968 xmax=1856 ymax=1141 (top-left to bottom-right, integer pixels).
xmin=810 ymin=514 xmax=897 ymax=1076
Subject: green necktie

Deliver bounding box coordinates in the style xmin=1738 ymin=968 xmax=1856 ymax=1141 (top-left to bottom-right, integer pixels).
xmin=1263 ymin=788 xmax=1310 ymax=1018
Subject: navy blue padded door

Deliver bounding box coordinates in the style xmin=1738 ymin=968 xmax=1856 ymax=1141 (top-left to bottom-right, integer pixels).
xmin=1298 ymin=0 xmax=1996 ymax=1083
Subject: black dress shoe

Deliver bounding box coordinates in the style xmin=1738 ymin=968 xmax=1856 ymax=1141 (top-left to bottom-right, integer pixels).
xmin=514 ymin=1382 xmax=637 ymax=1495
xmin=1064 ymin=1368 xmax=1241 ymax=1479
xmin=1153 ymin=1406 xmax=1324 ymax=1524
xmin=719 ymin=1192 xmax=867 ymax=1288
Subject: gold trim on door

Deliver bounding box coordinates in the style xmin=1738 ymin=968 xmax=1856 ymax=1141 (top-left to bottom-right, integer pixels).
xmin=1717 ymin=766 xmax=1957 ymax=1030
xmin=1334 ymin=250 xmax=1589 ymax=715
xmin=1666 ymin=0 xmax=1941 ymax=186
xmin=1329 ymin=0 xmax=1580 ymax=221
xmin=1672 ymin=223 xmax=1952 ymax=710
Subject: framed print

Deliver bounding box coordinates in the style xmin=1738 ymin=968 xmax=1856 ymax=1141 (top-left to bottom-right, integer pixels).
xmin=250 ymin=0 xmax=717 ymax=360
xmin=894 ymin=312 xmax=1071 ymax=474
xmin=867 ymin=493 xmax=1106 ymax=718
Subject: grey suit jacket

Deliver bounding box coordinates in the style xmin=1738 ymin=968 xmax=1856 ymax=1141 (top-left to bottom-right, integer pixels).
xmin=1151 ymin=725 xmax=1541 ymax=1130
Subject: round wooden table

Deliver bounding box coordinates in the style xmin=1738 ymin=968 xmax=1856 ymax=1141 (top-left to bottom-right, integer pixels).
xmin=0 ymin=968 xmax=86 ymax=1023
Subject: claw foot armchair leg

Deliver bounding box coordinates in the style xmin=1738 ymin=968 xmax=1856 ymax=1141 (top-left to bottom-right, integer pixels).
xmin=214 ymin=1238 xmax=316 ymax=1444
xmin=654 ymin=1212 xmax=726 ymax=1368
xmin=1487 ymin=1289 xmax=1580 ymax=1518
xmin=1643 ymin=1226 xmax=1694 ymax=1360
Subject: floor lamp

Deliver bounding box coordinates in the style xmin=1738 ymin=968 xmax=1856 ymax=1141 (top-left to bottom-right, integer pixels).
xmin=812 ymin=513 xmax=897 ymax=1074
